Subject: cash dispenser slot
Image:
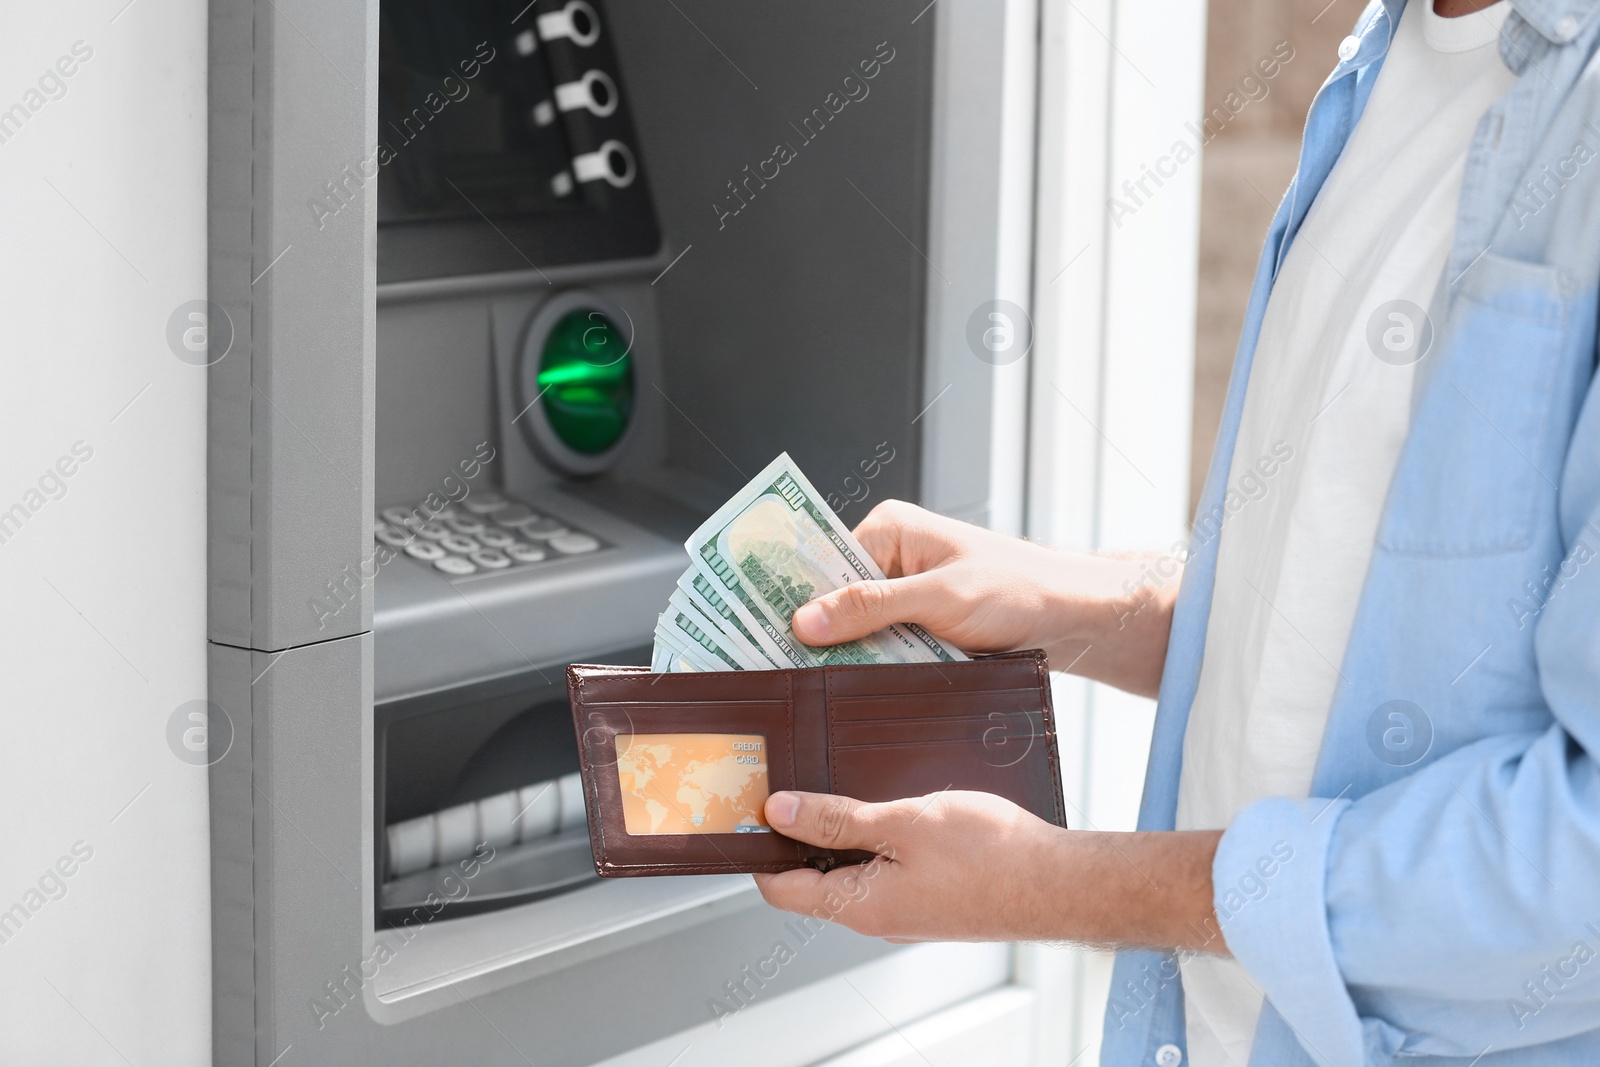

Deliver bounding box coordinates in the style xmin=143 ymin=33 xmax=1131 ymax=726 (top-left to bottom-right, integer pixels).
xmin=374 ymin=648 xmax=647 ymax=926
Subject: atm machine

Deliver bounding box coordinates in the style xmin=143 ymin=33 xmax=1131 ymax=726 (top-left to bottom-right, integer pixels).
xmin=206 ymin=0 xmax=1033 ymax=1063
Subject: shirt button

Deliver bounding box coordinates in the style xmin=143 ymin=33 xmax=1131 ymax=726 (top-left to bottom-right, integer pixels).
xmin=1337 ymin=35 xmax=1360 ymax=61
xmin=1555 ymin=14 xmax=1580 ymax=40
xmin=1155 ymin=1044 xmax=1183 ymax=1067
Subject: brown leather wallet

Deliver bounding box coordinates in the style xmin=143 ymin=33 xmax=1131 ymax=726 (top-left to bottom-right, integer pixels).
xmin=567 ymin=649 xmax=1065 ymax=876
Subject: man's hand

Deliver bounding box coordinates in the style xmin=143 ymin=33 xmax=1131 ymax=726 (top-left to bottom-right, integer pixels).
xmin=751 ymin=789 xmax=1228 ymax=953
xmin=791 ymin=500 xmax=1180 ymax=698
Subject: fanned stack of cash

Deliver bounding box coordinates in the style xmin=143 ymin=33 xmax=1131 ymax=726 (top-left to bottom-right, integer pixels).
xmin=651 ymin=453 xmax=968 ymax=672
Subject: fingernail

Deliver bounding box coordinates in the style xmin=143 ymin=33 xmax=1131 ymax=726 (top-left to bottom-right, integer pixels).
xmin=767 ymin=792 xmax=800 ymax=827
xmin=792 ymin=603 xmax=828 ymax=643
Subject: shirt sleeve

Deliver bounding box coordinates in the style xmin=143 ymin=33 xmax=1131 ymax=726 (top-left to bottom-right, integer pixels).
xmin=1215 ymin=528 xmax=1600 ymax=1065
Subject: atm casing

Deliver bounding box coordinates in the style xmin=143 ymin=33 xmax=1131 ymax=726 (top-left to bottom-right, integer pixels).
xmin=206 ymin=1 xmax=1028 ymax=1063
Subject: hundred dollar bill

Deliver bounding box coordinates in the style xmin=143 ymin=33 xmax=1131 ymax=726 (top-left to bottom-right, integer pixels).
xmin=653 ymin=617 xmax=720 ymax=672
xmin=677 ymin=570 xmax=785 ymax=668
xmin=652 ymin=634 xmax=698 ymax=673
xmin=686 ymin=453 xmax=967 ymax=667
xmin=667 ymin=589 xmax=769 ymax=670
xmin=659 ymin=604 xmax=748 ymax=672
xmin=652 ymin=640 xmax=701 ymax=673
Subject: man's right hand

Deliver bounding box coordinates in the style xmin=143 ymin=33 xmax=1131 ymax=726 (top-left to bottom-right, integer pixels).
xmin=790 ymin=500 xmax=1180 ymax=698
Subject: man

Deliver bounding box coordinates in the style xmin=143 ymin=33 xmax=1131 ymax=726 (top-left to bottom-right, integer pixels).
xmin=751 ymin=0 xmax=1600 ymax=1063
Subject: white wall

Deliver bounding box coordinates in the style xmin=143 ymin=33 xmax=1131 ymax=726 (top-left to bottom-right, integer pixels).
xmin=0 ymin=1 xmax=211 ymax=1063
xmin=1028 ymin=0 xmax=1208 ymax=1061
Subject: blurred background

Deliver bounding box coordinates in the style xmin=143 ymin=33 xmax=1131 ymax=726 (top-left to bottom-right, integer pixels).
xmin=0 ymin=1 xmax=1363 ymax=1064
xmin=1193 ymin=0 xmax=1360 ymax=511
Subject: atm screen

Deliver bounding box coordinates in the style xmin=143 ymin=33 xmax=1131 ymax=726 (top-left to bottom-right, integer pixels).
xmin=378 ymin=0 xmax=573 ymax=222
xmin=376 ymin=0 xmax=661 ymax=282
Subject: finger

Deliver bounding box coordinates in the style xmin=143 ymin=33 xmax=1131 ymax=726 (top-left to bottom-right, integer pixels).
xmin=855 ymin=499 xmax=969 ymax=579
xmin=852 ymin=500 xmax=917 ymax=577
xmin=790 ymin=572 xmax=951 ymax=646
xmin=764 ymin=790 xmax=897 ymax=852
xmin=754 ymin=858 xmax=897 ymax=925
xmin=751 ymin=867 xmax=828 ymax=915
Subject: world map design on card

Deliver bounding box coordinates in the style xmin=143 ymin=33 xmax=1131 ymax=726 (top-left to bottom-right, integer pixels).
xmin=614 ymin=733 xmax=773 ymax=835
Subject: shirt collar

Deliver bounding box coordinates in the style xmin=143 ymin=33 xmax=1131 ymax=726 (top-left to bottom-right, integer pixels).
xmin=1505 ymin=0 xmax=1598 ymax=43
xmin=1342 ymin=0 xmax=1594 ymax=76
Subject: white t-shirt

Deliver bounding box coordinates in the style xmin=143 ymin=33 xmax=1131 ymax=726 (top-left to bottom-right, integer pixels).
xmin=1173 ymin=3 xmax=1516 ymax=1064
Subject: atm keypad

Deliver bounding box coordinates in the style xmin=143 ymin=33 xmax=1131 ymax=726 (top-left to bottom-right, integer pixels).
xmin=377 ymin=494 xmax=603 ymax=579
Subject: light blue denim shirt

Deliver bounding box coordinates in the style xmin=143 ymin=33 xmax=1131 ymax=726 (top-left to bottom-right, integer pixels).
xmin=1100 ymin=1 xmax=1600 ymax=1064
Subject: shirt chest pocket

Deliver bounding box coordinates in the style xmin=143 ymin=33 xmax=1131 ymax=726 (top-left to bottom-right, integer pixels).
xmin=1376 ymin=253 xmax=1580 ymax=557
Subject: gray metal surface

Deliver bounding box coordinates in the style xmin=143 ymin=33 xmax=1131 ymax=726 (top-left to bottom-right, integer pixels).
xmin=209 ymin=633 xmax=375 ymax=1066
xmin=611 ymin=1 xmax=937 ymax=518
xmin=209 ymin=0 xmax=377 ymax=650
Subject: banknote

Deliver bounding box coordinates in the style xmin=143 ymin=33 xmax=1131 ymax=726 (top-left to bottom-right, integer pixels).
xmin=683 ymin=453 xmax=966 ymax=668
xmin=650 ymin=636 xmax=700 ymax=673
xmin=615 ymin=733 xmax=773 ymax=835
xmin=665 ymin=590 xmax=769 ymax=670
xmin=653 ymin=616 xmax=721 ymax=673
xmin=676 ymin=570 xmax=782 ymax=668
xmin=658 ymin=602 xmax=749 ymax=672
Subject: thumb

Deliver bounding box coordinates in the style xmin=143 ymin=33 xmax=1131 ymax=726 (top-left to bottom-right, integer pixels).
xmin=765 ymin=791 xmax=896 ymax=852
xmin=791 ymin=574 xmax=948 ymax=647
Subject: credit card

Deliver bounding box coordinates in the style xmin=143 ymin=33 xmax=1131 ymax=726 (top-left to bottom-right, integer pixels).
xmin=615 ymin=733 xmax=773 ymax=835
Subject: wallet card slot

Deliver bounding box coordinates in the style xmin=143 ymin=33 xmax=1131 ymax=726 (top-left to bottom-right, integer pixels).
xmin=570 ymin=667 xmax=809 ymax=874
xmin=825 ymin=687 xmax=1042 ymax=722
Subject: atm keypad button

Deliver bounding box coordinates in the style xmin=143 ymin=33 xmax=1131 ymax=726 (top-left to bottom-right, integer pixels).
xmin=505 ymin=542 xmax=547 ymax=564
xmin=417 ymin=521 xmax=450 ymax=540
xmin=434 ymin=556 xmax=477 ymax=576
xmin=440 ymin=534 xmax=480 ymax=554
xmin=470 ymin=549 xmax=512 ymax=570
xmin=476 ymin=528 xmax=516 ymax=549
xmin=549 ymin=532 xmax=600 ymax=555
xmin=491 ymin=504 xmax=536 ymax=526
xmin=405 ymin=541 xmax=446 ymax=561
xmin=462 ymin=493 xmax=508 ymax=514
xmin=519 ymin=517 xmax=569 ymax=540
xmin=445 ymin=515 xmax=487 ymax=536
xmin=375 ymin=524 xmax=412 ymax=548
